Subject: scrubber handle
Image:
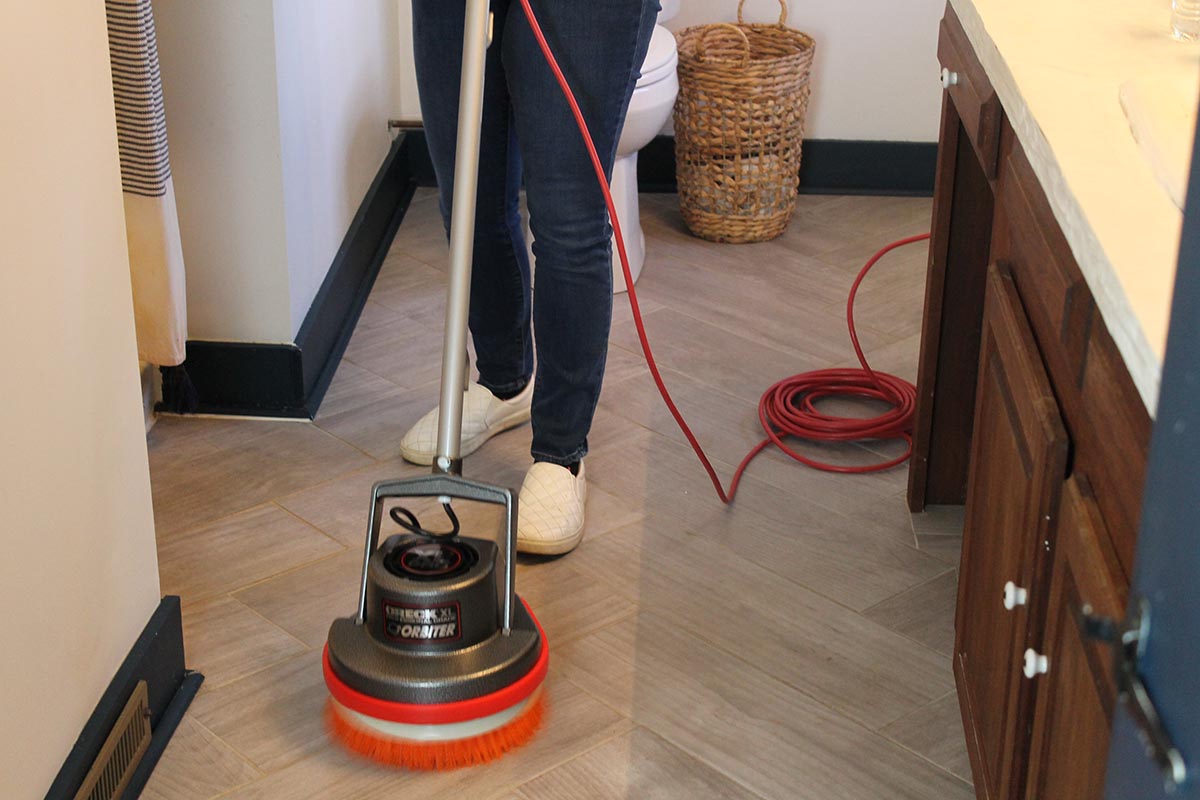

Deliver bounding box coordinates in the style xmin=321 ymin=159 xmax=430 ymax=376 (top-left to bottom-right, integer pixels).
xmin=357 ymin=475 xmax=519 ymax=634
xmin=433 ymin=0 xmax=493 ymax=473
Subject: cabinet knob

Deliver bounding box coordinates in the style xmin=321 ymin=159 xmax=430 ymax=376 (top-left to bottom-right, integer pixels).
xmin=1003 ymin=581 xmax=1028 ymax=610
xmin=940 ymin=67 xmax=960 ymax=89
xmin=1023 ymin=648 xmax=1049 ymax=679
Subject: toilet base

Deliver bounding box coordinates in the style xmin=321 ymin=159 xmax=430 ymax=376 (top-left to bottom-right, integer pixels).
xmin=609 ymin=152 xmax=644 ymax=294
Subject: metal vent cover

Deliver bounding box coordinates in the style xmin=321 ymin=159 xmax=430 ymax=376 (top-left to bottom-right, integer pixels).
xmin=73 ymin=680 xmax=151 ymax=800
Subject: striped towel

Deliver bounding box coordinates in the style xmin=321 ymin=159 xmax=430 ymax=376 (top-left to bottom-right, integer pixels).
xmin=106 ymin=0 xmax=187 ymax=367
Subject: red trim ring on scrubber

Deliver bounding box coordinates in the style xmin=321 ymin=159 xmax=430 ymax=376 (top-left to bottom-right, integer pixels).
xmin=322 ymin=598 xmax=550 ymax=725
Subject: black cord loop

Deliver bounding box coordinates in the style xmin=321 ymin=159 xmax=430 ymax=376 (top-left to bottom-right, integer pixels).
xmin=389 ymin=502 xmax=461 ymax=539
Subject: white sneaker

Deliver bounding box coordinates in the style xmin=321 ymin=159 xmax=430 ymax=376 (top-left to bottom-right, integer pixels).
xmin=399 ymin=382 xmax=533 ymax=465
xmin=517 ymin=461 xmax=586 ymax=555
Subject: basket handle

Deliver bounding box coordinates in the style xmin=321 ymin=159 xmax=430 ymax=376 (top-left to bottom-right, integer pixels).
xmin=737 ymin=0 xmax=788 ymax=26
xmin=695 ymin=23 xmax=751 ymax=67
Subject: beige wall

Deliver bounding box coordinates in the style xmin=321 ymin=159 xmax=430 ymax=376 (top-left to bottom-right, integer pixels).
xmin=274 ymin=0 xmax=402 ymax=331
xmin=154 ymin=0 xmax=294 ymax=343
xmin=155 ymin=0 xmax=401 ymax=343
xmin=668 ymin=0 xmax=943 ymax=141
xmin=395 ymin=0 xmax=943 ymax=141
xmin=0 ymin=3 xmax=162 ymax=799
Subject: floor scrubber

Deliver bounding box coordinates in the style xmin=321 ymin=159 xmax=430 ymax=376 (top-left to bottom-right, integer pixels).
xmin=322 ymin=0 xmax=548 ymax=770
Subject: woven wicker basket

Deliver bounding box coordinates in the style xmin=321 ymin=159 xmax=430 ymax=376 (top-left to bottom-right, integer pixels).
xmin=674 ymin=0 xmax=815 ymax=243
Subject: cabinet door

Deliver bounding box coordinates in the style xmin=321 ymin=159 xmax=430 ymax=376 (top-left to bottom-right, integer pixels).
xmin=1023 ymin=477 xmax=1125 ymax=800
xmin=955 ymin=264 xmax=1068 ymax=800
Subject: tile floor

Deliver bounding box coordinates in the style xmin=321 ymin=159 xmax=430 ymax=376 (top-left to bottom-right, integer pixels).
xmin=144 ymin=190 xmax=972 ymax=799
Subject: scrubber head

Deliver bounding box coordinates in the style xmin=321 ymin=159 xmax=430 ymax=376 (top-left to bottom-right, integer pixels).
xmin=323 ymin=533 xmax=548 ymax=770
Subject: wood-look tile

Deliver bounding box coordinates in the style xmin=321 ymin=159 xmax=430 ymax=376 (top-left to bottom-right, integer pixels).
xmin=642 ymin=227 xmax=853 ymax=310
xmin=150 ymin=423 xmax=372 ymax=538
xmin=584 ymin=425 xmax=732 ymax=533
xmin=232 ymin=549 xmax=363 ymax=648
xmin=567 ymin=517 xmax=953 ymax=728
xmin=881 ymin=692 xmax=973 ymax=784
xmin=514 ymin=727 xmax=762 ymax=800
xmin=313 ymin=382 xmax=442 ymax=461
xmin=599 ymin=368 xmax=915 ymax=513
xmin=609 ymin=289 xmax=665 ymax=330
xmin=609 ymin=306 xmax=829 ymax=405
xmin=800 ymin=195 xmax=933 ymax=240
xmin=832 ymin=330 xmax=923 ymax=384
xmin=598 ymin=334 xmax=649 ymax=387
xmin=699 ymin=497 xmax=949 ymax=611
xmin=515 ymin=557 xmax=638 ymax=647
xmin=579 ymin=482 xmax=645 ymax=540
xmin=147 ymin=415 xmax=277 ymax=464
xmin=274 ymin=459 xmax=427 ymax=547
xmin=189 ymin=650 xmax=330 ymax=773
xmin=214 ymin=673 xmax=632 ymax=800
xmin=917 ymin=534 xmax=964 ymax=566
xmin=181 ymin=595 xmax=306 ymax=688
xmin=634 ymin=252 xmax=851 ymax=363
xmin=911 ymin=506 xmax=966 ymax=566
xmin=314 ymin=360 xmax=404 ymax=422
xmin=374 ymin=251 xmax=443 ymax=290
xmin=911 ymin=505 xmax=967 ymax=536
xmin=141 ymin=716 xmax=260 ymax=800
xmin=557 ymin=614 xmax=973 ymax=800
xmin=390 ymin=209 xmax=450 ymax=270
xmin=369 ymin=270 xmax=447 ymax=330
xmin=598 ymin=366 xmax=763 ymax=470
xmin=459 ymin=420 xmax=536 ymax=489
xmin=864 ymin=570 xmax=960 ymax=657
xmin=351 ymin=298 xmax=404 ymax=332
xmin=837 ymin=243 xmax=928 ymax=341
xmin=157 ymin=504 xmax=343 ymax=602
xmin=738 ymin=440 xmax=916 ymax=527
xmin=770 ymin=215 xmax=865 ymax=260
xmin=341 ymin=313 xmax=446 ymax=390
xmin=592 ymin=423 xmax=942 ymax=612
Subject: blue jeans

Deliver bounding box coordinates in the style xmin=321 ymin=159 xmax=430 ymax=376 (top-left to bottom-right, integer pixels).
xmin=412 ymin=0 xmax=658 ymax=466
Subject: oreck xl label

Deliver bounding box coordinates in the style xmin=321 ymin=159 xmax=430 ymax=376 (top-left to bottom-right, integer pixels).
xmin=382 ymin=601 xmax=462 ymax=643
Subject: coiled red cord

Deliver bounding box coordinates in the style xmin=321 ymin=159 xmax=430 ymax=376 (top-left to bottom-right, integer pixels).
xmin=518 ymin=0 xmax=929 ymax=503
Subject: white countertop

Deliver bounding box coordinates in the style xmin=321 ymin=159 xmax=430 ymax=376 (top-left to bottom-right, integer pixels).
xmin=950 ymin=0 xmax=1200 ymax=413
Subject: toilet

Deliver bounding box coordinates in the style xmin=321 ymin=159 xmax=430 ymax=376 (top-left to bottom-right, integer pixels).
xmin=610 ymin=0 xmax=680 ymax=292
xmin=524 ymin=0 xmax=679 ymax=294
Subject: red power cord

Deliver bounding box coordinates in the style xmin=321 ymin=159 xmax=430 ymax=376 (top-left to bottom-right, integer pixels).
xmin=519 ymin=0 xmax=930 ymax=503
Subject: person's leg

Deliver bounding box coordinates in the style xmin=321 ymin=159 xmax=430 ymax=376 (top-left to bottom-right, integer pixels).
xmin=502 ymin=0 xmax=659 ymax=466
xmin=401 ymin=0 xmax=537 ymax=465
xmin=412 ymin=0 xmax=532 ymax=398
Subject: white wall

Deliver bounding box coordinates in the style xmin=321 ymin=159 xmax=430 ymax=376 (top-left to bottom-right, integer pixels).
xmin=0 ymin=3 xmax=162 ymax=798
xmin=154 ymin=0 xmax=294 ymax=343
xmin=155 ymin=0 xmax=400 ymax=343
xmin=274 ymin=0 xmax=402 ymax=332
xmin=670 ymin=0 xmax=943 ymax=141
xmin=395 ymin=0 xmax=944 ymax=141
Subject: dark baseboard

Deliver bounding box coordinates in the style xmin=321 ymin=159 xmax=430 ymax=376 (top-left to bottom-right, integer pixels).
xmin=46 ymin=596 xmax=200 ymax=800
xmin=162 ymin=133 xmax=418 ymax=418
xmin=637 ymin=134 xmax=937 ymax=196
xmin=797 ymin=139 xmax=938 ymax=195
xmin=167 ymin=128 xmax=933 ymax=417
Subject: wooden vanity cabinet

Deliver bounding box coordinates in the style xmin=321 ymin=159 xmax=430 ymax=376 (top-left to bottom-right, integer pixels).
xmin=1023 ymin=476 xmax=1126 ymax=800
xmin=910 ymin=5 xmax=1153 ymax=798
xmin=955 ymin=264 xmax=1066 ymax=800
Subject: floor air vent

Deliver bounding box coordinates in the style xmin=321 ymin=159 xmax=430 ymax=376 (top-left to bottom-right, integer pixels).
xmin=74 ymin=680 xmax=152 ymax=800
